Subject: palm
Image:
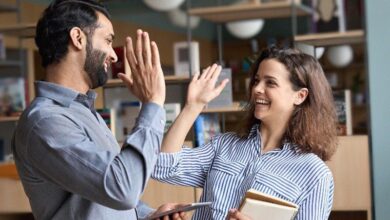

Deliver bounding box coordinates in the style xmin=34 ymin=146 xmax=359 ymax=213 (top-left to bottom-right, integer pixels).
xmin=186 ymin=64 xmax=228 ymax=106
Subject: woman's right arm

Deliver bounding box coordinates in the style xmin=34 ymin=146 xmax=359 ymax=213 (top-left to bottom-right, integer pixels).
xmin=161 ymin=64 xmax=228 ymax=153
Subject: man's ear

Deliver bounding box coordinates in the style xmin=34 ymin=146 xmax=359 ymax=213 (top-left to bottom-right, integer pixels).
xmin=294 ymin=88 xmax=309 ymax=106
xmin=69 ymin=27 xmax=86 ymax=50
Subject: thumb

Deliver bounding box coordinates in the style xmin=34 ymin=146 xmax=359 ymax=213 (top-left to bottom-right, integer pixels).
xmin=214 ymin=78 xmax=229 ymax=96
xmin=118 ymin=72 xmax=133 ymax=86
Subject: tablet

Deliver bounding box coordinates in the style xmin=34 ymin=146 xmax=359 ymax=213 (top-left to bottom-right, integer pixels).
xmin=142 ymin=202 xmax=212 ymax=220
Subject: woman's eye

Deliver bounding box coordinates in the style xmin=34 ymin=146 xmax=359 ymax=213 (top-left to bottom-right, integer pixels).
xmin=266 ymin=80 xmax=276 ymax=86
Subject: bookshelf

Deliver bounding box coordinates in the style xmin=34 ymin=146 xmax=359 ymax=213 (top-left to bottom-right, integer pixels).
xmin=0 ymin=23 xmax=36 ymax=38
xmin=0 ymin=60 xmax=22 ymax=67
xmin=104 ymin=75 xmax=191 ymax=88
xmin=294 ymin=30 xmax=365 ymax=47
xmin=0 ymin=163 xmax=18 ymax=179
xmin=188 ymin=1 xmax=311 ymax=23
xmin=202 ymin=102 xmax=243 ymax=113
xmin=0 ymin=116 xmax=20 ymax=122
xmin=0 ymin=3 xmax=18 ymax=13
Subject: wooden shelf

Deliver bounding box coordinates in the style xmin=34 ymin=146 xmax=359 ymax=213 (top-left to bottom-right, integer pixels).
xmin=0 ymin=23 xmax=36 ymax=38
xmin=0 ymin=60 xmax=22 ymax=67
xmin=0 ymin=163 xmax=19 ymax=180
xmin=294 ymin=30 xmax=365 ymax=47
xmin=202 ymin=102 xmax=243 ymax=113
xmin=189 ymin=1 xmax=311 ymax=23
xmin=104 ymin=76 xmax=191 ymax=88
xmin=0 ymin=3 xmax=18 ymax=13
xmin=0 ymin=116 xmax=20 ymax=122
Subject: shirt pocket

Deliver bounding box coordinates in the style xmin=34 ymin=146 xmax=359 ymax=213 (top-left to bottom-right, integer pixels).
xmin=252 ymin=172 xmax=302 ymax=203
xmin=210 ymin=157 xmax=246 ymax=176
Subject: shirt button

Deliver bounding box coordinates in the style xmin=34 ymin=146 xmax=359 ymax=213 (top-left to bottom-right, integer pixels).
xmin=160 ymin=119 xmax=164 ymax=125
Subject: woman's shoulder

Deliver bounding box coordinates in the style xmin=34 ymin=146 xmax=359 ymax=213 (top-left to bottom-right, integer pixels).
xmin=291 ymin=150 xmax=333 ymax=180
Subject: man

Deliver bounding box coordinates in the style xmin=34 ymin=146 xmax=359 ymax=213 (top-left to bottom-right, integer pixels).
xmin=12 ymin=0 xmax=185 ymax=219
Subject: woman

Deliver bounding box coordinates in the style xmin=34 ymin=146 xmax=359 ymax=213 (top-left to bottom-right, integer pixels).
xmin=152 ymin=47 xmax=338 ymax=220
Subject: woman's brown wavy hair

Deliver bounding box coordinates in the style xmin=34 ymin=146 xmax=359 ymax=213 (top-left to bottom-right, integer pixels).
xmin=240 ymin=47 xmax=338 ymax=161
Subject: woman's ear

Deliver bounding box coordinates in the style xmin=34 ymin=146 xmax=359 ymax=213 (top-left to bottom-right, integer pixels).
xmin=69 ymin=27 xmax=85 ymax=50
xmin=294 ymin=88 xmax=309 ymax=106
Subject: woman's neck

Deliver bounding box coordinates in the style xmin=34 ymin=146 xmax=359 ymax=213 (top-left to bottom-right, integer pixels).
xmin=259 ymin=122 xmax=288 ymax=154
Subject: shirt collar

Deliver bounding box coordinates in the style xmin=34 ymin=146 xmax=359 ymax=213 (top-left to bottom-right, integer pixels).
xmin=35 ymin=81 xmax=97 ymax=108
xmin=249 ymin=123 xmax=293 ymax=154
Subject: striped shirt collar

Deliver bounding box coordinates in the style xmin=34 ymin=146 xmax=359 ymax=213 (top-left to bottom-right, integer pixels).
xmin=35 ymin=81 xmax=97 ymax=109
xmin=249 ymin=123 xmax=293 ymax=154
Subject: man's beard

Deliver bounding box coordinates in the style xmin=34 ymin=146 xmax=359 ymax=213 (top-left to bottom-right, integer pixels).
xmin=84 ymin=38 xmax=108 ymax=89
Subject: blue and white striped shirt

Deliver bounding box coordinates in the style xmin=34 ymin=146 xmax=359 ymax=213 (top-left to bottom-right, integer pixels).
xmin=152 ymin=125 xmax=334 ymax=220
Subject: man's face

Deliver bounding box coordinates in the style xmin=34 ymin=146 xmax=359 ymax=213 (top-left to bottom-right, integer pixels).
xmin=84 ymin=12 xmax=117 ymax=89
xmin=84 ymin=37 xmax=108 ymax=89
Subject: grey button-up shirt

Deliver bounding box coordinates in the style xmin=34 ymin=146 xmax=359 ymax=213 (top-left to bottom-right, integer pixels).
xmin=12 ymin=81 xmax=165 ymax=220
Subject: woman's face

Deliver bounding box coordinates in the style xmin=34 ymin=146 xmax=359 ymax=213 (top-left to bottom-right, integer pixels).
xmin=251 ymin=58 xmax=306 ymax=126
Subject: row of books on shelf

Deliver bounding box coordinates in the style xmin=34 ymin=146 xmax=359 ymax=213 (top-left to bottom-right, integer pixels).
xmin=0 ymin=77 xmax=27 ymax=117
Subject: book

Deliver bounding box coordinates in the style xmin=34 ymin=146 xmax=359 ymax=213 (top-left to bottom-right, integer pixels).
xmin=193 ymin=113 xmax=221 ymax=147
xmin=164 ymin=103 xmax=181 ymax=133
xmin=206 ymin=68 xmax=233 ymax=109
xmin=239 ymin=189 xmax=299 ymax=220
xmin=0 ymin=77 xmax=26 ymax=116
xmin=333 ymin=89 xmax=352 ymax=135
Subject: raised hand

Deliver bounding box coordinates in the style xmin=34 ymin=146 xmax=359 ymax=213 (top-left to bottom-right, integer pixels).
xmin=118 ymin=29 xmax=165 ymax=106
xmin=186 ymin=64 xmax=229 ymax=110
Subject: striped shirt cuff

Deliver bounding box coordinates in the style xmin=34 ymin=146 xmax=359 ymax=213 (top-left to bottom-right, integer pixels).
xmin=156 ymin=151 xmax=182 ymax=167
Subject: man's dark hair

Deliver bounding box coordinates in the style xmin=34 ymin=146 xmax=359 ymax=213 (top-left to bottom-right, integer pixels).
xmin=35 ymin=0 xmax=110 ymax=67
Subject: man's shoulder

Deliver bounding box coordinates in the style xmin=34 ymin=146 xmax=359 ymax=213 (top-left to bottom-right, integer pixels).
xmin=19 ymin=97 xmax=73 ymax=128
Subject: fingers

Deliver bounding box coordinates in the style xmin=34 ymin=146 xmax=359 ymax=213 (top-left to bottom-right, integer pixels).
xmin=151 ymin=41 xmax=161 ymax=67
xmin=201 ymin=64 xmax=218 ymax=79
xmin=227 ymin=209 xmax=251 ymax=220
xmin=117 ymin=72 xmax=133 ymax=87
xmin=214 ymin=78 xmax=229 ymax=95
xmin=142 ymin=32 xmax=152 ymax=67
xmin=125 ymin=37 xmax=137 ymax=73
xmin=191 ymin=72 xmax=200 ymax=82
xmin=136 ymin=29 xmax=145 ymax=70
xmin=210 ymin=65 xmax=222 ymax=82
xmin=201 ymin=64 xmax=222 ymax=82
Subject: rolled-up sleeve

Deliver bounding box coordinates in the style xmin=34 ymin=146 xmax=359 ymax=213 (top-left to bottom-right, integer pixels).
xmin=26 ymin=102 xmax=165 ymax=210
xmin=152 ymin=139 xmax=216 ymax=188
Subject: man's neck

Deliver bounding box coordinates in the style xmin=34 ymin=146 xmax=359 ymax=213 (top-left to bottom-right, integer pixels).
xmin=45 ymin=60 xmax=90 ymax=94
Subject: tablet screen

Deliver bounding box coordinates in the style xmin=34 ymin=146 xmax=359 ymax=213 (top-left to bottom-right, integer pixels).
xmin=143 ymin=202 xmax=212 ymax=220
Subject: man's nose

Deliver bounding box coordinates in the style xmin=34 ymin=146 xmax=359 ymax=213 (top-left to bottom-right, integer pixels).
xmin=110 ymin=47 xmax=118 ymax=63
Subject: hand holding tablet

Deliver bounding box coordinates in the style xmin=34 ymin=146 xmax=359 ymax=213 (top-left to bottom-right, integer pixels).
xmin=142 ymin=202 xmax=212 ymax=220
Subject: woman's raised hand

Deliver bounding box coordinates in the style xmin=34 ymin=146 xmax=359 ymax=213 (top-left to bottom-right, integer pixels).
xmin=186 ymin=64 xmax=229 ymax=109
